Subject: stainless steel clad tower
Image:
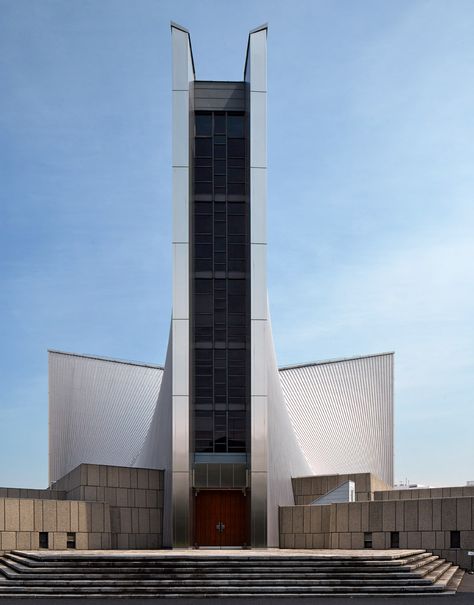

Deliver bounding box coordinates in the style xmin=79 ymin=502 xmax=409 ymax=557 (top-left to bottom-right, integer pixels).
xmin=165 ymin=22 xmax=310 ymax=547
xmin=49 ymin=24 xmax=394 ymax=550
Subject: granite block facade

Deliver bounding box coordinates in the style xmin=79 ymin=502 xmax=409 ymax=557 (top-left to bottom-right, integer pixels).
xmin=279 ymin=496 xmax=474 ymax=569
xmin=0 ymin=464 xmax=164 ymax=553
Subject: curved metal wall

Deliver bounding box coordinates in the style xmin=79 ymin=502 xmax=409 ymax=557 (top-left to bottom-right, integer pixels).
xmin=266 ymin=310 xmax=312 ymax=546
xmin=279 ymin=353 xmax=394 ymax=486
xmin=48 ymin=350 xmax=163 ymax=484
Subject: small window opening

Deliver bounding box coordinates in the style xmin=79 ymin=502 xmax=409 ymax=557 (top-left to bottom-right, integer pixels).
xmin=450 ymin=531 xmax=460 ymax=549
xmin=364 ymin=532 xmax=373 ymax=549
xmin=39 ymin=532 xmax=49 ymax=549
xmin=67 ymin=532 xmax=76 ymax=549
xmin=390 ymin=531 xmax=400 ymax=548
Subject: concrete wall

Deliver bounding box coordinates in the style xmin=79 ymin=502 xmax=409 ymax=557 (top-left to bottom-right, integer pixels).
xmin=374 ymin=485 xmax=474 ymax=501
xmin=52 ymin=464 xmax=164 ymax=549
xmin=0 ymin=464 xmax=164 ymax=552
xmin=279 ymin=496 xmax=474 ymax=569
xmin=0 ymin=498 xmax=110 ymax=554
xmin=292 ymin=473 xmax=392 ymax=505
xmin=0 ymin=488 xmax=66 ymax=500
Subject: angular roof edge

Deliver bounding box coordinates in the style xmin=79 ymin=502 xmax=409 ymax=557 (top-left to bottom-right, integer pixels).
xmin=170 ymin=21 xmax=196 ymax=78
xmin=48 ymin=349 xmax=164 ymax=370
xmin=279 ymin=351 xmax=395 ymax=371
xmin=244 ymin=23 xmax=268 ymax=80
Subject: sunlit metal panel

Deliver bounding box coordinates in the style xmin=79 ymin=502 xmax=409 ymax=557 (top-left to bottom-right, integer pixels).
xmin=48 ymin=350 xmax=163 ymax=484
xmin=279 ymin=353 xmax=394 ymax=486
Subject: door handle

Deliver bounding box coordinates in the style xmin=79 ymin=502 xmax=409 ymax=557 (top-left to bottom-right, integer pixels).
xmin=215 ymin=522 xmax=225 ymax=532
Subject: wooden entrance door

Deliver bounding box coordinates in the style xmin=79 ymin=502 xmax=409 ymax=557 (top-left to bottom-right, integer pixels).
xmin=195 ymin=490 xmax=248 ymax=547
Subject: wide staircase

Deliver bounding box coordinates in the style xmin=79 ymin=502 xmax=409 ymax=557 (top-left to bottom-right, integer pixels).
xmin=0 ymin=549 xmax=465 ymax=597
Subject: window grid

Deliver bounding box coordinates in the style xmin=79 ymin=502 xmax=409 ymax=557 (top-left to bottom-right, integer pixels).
xmin=192 ymin=111 xmax=249 ymax=454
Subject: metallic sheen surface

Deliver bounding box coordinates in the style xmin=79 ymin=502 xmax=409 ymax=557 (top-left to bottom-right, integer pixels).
xmin=48 ymin=25 xmax=394 ymax=551
xmin=48 ymin=350 xmax=163 ymax=484
xmin=280 ymin=353 xmax=394 ymax=486
xmin=245 ymin=25 xmax=269 ymax=548
xmin=171 ymin=23 xmax=194 ymax=547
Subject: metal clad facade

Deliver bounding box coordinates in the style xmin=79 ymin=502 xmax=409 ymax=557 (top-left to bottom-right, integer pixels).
xmin=245 ymin=25 xmax=269 ymax=549
xmin=279 ymin=353 xmax=394 ymax=486
xmin=171 ymin=23 xmax=194 ymax=548
xmin=48 ymin=351 xmax=163 ymax=484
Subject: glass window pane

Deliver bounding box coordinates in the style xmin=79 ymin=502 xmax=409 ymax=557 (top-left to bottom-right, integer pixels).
xmin=228 ymin=157 xmax=245 ymax=168
xmin=195 ymin=258 xmax=213 ymax=272
xmin=214 ymin=114 xmax=226 ymax=134
xmin=214 ymin=145 xmax=226 ymax=159
xmin=214 ymin=160 xmax=226 ymax=175
xmin=194 ymin=243 xmax=212 ymax=259
xmin=195 ymin=157 xmax=212 ymax=167
xmin=228 ymin=168 xmax=245 ymax=183
xmin=228 ymin=244 xmax=245 ymax=259
xmin=228 ymin=182 xmax=245 ymax=195
xmin=228 ymin=115 xmax=244 ymax=137
xmin=195 ymin=182 xmax=212 ymax=195
xmin=228 ymin=214 xmax=245 ymax=235
xmin=194 ymin=201 xmax=212 ymax=215
xmin=195 ymin=293 xmax=212 ymax=312
xmin=195 ymin=279 xmax=212 ymax=294
xmin=195 ymin=138 xmax=212 ymax=157
xmin=195 ymin=114 xmax=212 ymax=136
xmin=195 ymin=215 xmax=212 ymax=233
xmin=195 ymin=314 xmax=213 ymax=327
xmin=228 ymin=202 xmax=246 ymax=215
xmin=214 ymin=222 xmax=226 ymax=236
xmin=195 ymin=167 xmax=212 ymax=182
xmin=227 ymin=139 xmax=245 ymax=157
xmin=228 ymin=259 xmax=246 ymax=272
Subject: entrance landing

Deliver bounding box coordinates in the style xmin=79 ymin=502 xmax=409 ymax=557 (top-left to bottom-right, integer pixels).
xmin=16 ymin=548 xmax=427 ymax=558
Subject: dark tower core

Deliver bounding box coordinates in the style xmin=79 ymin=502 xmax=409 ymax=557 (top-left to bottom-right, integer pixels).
xmin=192 ymin=109 xmax=250 ymax=457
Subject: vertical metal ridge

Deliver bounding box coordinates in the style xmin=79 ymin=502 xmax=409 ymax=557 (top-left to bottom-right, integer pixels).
xmin=246 ymin=25 xmax=269 ymax=547
xmin=279 ymin=354 xmax=394 ymax=486
xmin=48 ymin=351 xmax=163 ymax=484
xmin=171 ymin=23 xmax=194 ymax=547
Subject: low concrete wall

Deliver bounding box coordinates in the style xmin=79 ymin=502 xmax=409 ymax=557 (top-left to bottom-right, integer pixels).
xmin=279 ymin=496 xmax=474 ymax=569
xmin=292 ymin=473 xmax=392 ymax=505
xmin=52 ymin=464 xmax=164 ymax=549
xmin=0 ymin=464 xmax=164 ymax=552
xmin=0 ymin=488 xmax=66 ymax=500
xmin=374 ymin=485 xmax=474 ymax=501
xmin=0 ymin=498 xmax=110 ymax=553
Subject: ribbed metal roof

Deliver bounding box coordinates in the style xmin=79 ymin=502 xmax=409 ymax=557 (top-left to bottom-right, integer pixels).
xmin=279 ymin=353 xmax=394 ymax=485
xmin=48 ymin=349 xmax=393 ymax=487
xmin=48 ymin=350 xmax=163 ymax=483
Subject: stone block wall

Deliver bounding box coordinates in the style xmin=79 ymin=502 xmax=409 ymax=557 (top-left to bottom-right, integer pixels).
xmin=292 ymin=473 xmax=392 ymax=505
xmin=279 ymin=496 xmax=474 ymax=569
xmin=52 ymin=464 xmax=164 ymax=549
xmin=0 ymin=464 xmax=164 ymax=552
xmin=0 ymin=488 xmax=67 ymax=500
xmin=374 ymin=485 xmax=474 ymax=501
xmin=0 ymin=498 xmax=110 ymax=553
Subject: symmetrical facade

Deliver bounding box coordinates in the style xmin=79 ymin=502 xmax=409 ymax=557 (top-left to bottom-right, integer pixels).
xmin=2 ymin=25 xmax=473 ymax=573
xmin=46 ymin=24 xmax=395 ymax=550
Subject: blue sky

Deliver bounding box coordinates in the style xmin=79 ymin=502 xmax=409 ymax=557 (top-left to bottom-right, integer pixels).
xmin=0 ymin=0 xmax=473 ymax=488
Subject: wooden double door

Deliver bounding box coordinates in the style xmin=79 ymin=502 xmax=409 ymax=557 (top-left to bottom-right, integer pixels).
xmin=195 ymin=490 xmax=248 ymax=547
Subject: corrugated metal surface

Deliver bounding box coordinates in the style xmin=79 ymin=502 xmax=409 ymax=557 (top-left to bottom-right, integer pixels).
xmin=279 ymin=353 xmax=394 ymax=486
xmin=48 ymin=350 xmax=163 ymax=484
xmin=266 ymin=309 xmax=312 ymax=546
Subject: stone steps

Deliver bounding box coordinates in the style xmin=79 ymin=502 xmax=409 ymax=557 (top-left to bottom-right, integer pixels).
xmin=447 ymin=568 xmax=465 ymax=591
xmin=0 ymin=550 xmax=461 ymax=597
